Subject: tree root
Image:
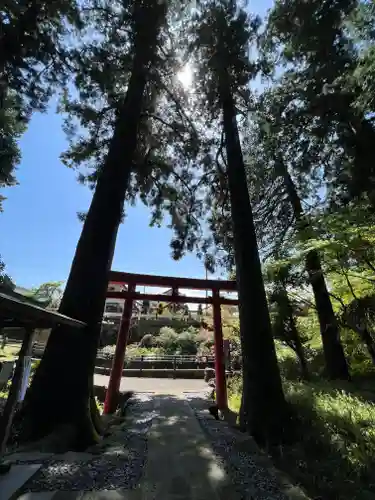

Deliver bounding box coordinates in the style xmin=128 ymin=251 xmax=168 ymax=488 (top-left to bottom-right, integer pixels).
xmin=13 ymin=393 xmax=103 ymax=453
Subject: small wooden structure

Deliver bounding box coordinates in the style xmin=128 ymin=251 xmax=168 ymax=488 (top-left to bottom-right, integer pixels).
xmin=103 ymin=271 xmax=239 ymax=414
xmin=0 ymin=291 xmax=86 ymax=465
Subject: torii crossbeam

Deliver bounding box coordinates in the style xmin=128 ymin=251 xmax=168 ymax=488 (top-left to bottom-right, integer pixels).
xmin=103 ymin=271 xmax=238 ymax=413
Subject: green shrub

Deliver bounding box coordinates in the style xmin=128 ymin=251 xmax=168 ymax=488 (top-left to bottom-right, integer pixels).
xmin=296 ymin=311 xmax=321 ymax=349
xmin=340 ymin=328 xmax=375 ymax=378
xmin=99 ymin=344 xmax=116 ymax=359
xmin=126 ymin=345 xmax=164 ymax=357
xmin=99 ymin=344 xmax=165 ymax=359
xmin=138 ymin=333 xmax=155 ymax=348
xmin=227 ymin=373 xmax=242 ymax=412
xmin=29 ymin=359 xmax=41 ymax=384
xmin=227 ymin=365 xmax=375 ymax=500
xmin=95 ymin=396 xmax=103 ymax=413
xmin=184 ymin=326 xmax=199 ymax=336
xmin=196 ymin=329 xmax=213 ymax=343
xmin=158 ymin=326 xmax=177 ymax=338
xmin=175 ymin=331 xmax=198 ymax=355
xmin=279 ymin=380 xmax=375 ymax=499
xmin=156 ymin=328 xmax=179 ymax=354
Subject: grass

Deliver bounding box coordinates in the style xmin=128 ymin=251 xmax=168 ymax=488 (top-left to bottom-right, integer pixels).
xmin=0 ymin=343 xmax=20 ymax=361
xmin=0 ymin=359 xmax=40 ymax=403
xmin=228 ymin=346 xmax=375 ymax=500
xmin=280 ymin=380 xmax=375 ymax=499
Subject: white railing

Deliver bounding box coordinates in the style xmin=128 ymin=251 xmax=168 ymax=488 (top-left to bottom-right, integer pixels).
xmin=103 ymin=312 xmax=205 ymax=321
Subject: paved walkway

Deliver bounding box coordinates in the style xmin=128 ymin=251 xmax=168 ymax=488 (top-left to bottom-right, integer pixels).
xmin=3 ymin=394 xmax=309 ymax=500
xmin=93 ymin=376 xmax=207 ymax=394
xmin=135 ymin=396 xmax=224 ymax=500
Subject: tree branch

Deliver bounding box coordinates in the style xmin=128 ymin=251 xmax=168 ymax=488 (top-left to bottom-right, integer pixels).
xmin=145 ymin=113 xmax=186 ymax=142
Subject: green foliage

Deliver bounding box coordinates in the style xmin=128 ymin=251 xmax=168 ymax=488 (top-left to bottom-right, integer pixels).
xmin=31 ymin=281 xmax=64 ymax=309
xmin=296 ymin=312 xmax=321 ymax=349
xmin=156 ymin=327 xmax=199 ymax=354
xmin=264 ymin=0 xmax=375 ymax=205
xmin=138 ymin=333 xmax=155 ymax=348
xmin=228 ymin=348 xmax=375 ymax=499
xmin=0 ymin=0 xmax=82 ymax=205
xmin=278 ymin=379 xmax=375 ymax=500
xmin=125 ymin=345 xmax=164 ymax=358
xmin=30 ymin=359 xmax=41 ymax=378
xmin=341 ymin=327 xmax=375 ymax=377
xmin=7 ymin=0 xmax=375 ymax=485
xmin=162 ymin=0 xmax=262 ymax=268
xmin=0 ymin=257 xmax=14 ymax=290
xmin=154 ymin=327 xmax=180 ymax=353
xmin=0 ymin=94 xmax=25 ymax=211
xmin=174 ymin=331 xmax=198 ymax=355
xmin=60 ymin=0 xmax=200 ymax=230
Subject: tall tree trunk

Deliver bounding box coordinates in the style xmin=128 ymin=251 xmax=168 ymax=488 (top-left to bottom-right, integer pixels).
xmin=283 ymin=168 xmax=350 ymax=380
xmin=279 ymin=284 xmax=310 ymax=380
xmin=20 ymin=1 xmax=167 ymax=447
xmin=219 ymin=74 xmax=289 ymax=445
xmin=289 ymin=316 xmax=309 ymax=380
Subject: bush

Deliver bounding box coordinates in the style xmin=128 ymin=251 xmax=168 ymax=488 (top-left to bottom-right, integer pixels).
xmin=31 ymin=359 xmax=41 ymax=373
xmin=278 ymin=380 xmax=375 ymax=499
xmin=340 ymin=328 xmax=375 ymax=378
xmin=125 ymin=345 xmax=164 ymax=357
xmin=158 ymin=326 xmax=177 ymax=338
xmin=138 ymin=333 xmax=155 ymax=348
xmin=99 ymin=344 xmax=116 ymax=359
xmin=227 ymin=354 xmax=375 ymax=500
xmin=29 ymin=359 xmax=41 ymax=384
xmin=156 ymin=328 xmax=179 ymax=354
xmin=184 ymin=326 xmax=199 ymax=336
xmin=175 ymin=331 xmax=198 ymax=355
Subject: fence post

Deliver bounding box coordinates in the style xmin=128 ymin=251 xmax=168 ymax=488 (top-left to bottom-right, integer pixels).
xmin=140 ymin=355 xmax=143 ymax=375
xmin=173 ymin=356 xmax=176 ymax=379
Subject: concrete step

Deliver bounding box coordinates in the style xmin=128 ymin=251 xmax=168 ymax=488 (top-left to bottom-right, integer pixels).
xmin=0 ymin=464 xmax=42 ymax=500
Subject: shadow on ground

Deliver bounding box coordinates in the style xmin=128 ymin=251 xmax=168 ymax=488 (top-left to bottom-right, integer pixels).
xmin=16 ymin=392 xmax=291 ymax=499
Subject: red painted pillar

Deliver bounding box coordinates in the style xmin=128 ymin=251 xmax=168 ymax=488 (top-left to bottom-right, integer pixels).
xmin=212 ymin=289 xmax=227 ymax=410
xmin=104 ymin=283 xmax=135 ymax=414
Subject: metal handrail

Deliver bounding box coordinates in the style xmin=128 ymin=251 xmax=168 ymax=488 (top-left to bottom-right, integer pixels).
xmin=97 ymin=353 xmax=215 ymax=361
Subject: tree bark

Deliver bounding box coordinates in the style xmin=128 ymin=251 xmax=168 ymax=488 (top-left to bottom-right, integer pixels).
xmin=290 ymin=319 xmax=309 ymax=380
xmin=283 ymin=168 xmax=350 ymax=380
xmin=219 ymin=74 xmax=289 ymax=445
xmin=279 ymin=284 xmax=310 ymax=380
xmin=20 ymin=1 xmax=167 ymax=446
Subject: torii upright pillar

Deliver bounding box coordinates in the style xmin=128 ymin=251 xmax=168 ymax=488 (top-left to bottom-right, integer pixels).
xmin=103 ymin=283 xmax=136 ymax=414
xmin=212 ymin=289 xmax=227 ymax=409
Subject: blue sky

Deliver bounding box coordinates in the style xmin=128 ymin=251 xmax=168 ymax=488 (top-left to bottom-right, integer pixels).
xmin=0 ymin=0 xmax=274 ymax=290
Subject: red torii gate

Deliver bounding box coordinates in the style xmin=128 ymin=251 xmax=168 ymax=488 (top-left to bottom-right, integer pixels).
xmin=103 ymin=270 xmax=238 ymax=414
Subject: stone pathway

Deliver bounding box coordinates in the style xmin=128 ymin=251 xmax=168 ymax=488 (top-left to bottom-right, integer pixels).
xmin=2 ymin=393 xmax=309 ymax=500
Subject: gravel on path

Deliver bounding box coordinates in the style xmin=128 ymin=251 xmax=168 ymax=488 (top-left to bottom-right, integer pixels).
xmin=17 ymin=394 xmax=156 ymax=493
xmin=13 ymin=392 xmax=308 ymax=499
xmin=185 ymin=393 xmax=301 ymax=500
